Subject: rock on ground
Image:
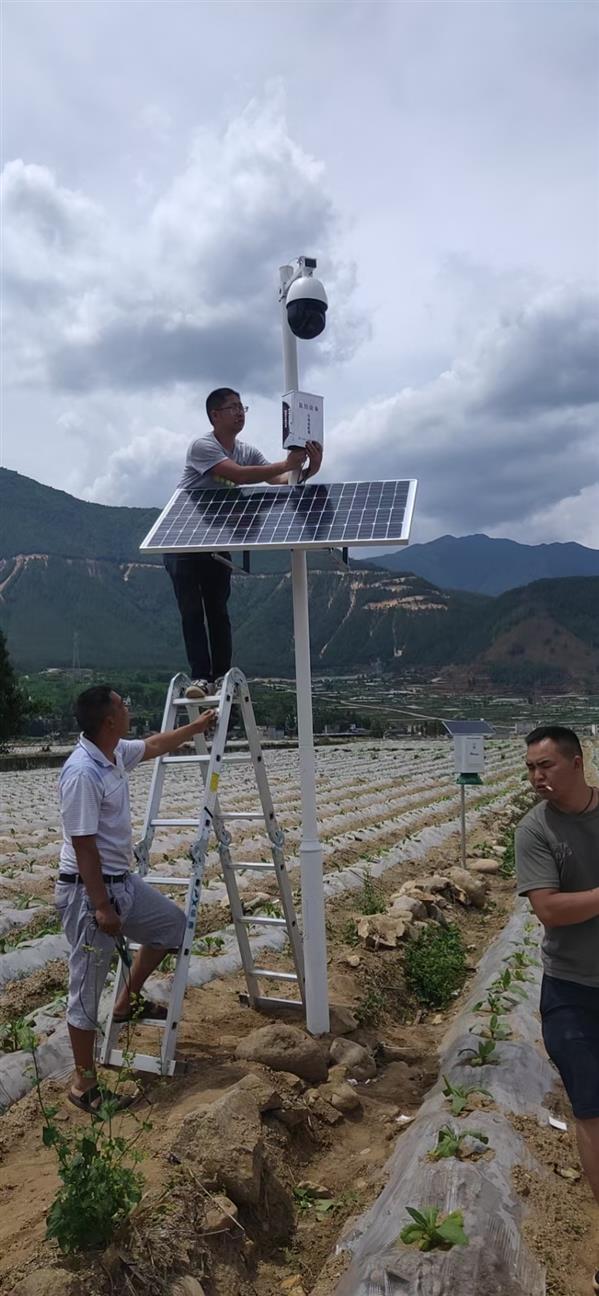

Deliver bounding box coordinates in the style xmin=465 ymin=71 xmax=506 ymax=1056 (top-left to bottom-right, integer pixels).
xmin=235 ymin=1023 xmax=328 ymax=1082
xmin=11 ymin=1272 xmax=82 ymax=1296
xmin=170 ymin=1083 xmax=264 ymax=1204
xmin=329 ymin=1037 xmax=377 ymax=1080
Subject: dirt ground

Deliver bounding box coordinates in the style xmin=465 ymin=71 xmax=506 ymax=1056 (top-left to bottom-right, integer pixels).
xmin=1 ymin=796 xmax=598 ymax=1296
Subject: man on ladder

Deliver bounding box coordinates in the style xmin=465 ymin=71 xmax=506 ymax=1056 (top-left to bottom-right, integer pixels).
xmin=165 ymin=387 xmax=322 ymax=698
xmin=56 ymin=684 xmax=216 ymax=1111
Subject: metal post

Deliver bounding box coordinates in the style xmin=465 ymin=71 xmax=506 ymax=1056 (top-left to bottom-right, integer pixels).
xmin=280 ymin=263 xmax=329 ymax=1035
xmin=460 ymin=783 xmax=467 ymax=869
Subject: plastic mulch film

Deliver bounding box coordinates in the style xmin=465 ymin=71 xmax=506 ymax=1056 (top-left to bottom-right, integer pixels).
xmin=332 ymin=904 xmax=553 ymax=1296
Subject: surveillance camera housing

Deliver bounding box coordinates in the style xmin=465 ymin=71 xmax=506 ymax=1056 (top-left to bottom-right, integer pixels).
xmin=286 ymin=274 xmax=328 ymax=340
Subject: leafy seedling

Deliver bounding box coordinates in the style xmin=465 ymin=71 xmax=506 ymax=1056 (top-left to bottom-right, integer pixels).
xmin=0 ymin=1016 xmax=38 ymax=1053
xmin=293 ymin=1185 xmax=340 ymax=1218
xmin=459 ymin=1038 xmax=498 ymax=1068
xmin=429 ymin=1124 xmax=489 ymax=1161
xmin=473 ymin=1013 xmax=512 ymax=1042
xmin=399 ymin=1205 xmax=469 ymax=1251
xmin=441 ymin=1076 xmax=492 ymax=1116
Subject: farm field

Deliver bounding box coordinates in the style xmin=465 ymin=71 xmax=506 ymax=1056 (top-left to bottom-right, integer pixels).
xmin=1 ymin=738 xmax=598 ymax=1296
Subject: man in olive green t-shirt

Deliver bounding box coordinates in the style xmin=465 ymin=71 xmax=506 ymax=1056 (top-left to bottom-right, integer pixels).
xmin=516 ymin=724 xmax=599 ymax=1290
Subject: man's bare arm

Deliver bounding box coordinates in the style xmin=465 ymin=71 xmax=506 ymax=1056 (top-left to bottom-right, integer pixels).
xmin=142 ymin=711 xmax=218 ymax=762
xmin=72 ymin=836 xmax=122 ymax=934
xmin=212 ymin=449 xmax=306 ymax=486
xmin=526 ymin=886 xmax=599 ymax=928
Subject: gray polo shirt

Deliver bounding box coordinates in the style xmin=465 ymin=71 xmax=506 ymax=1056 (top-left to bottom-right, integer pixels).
xmin=516 ymin=798 xmax=599 ymax=987
xmin=59 ymin=735 xmax=146 ymax=876
xmin=178 ymin=432 xmax=267 ymax=491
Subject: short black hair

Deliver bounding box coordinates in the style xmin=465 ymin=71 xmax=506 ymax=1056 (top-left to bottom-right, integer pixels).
xmin=525 ymin=724 xmax=583 ymax=759
xmin=206 ymin=388 xmax=239 ymax=421
xmin=75 ymin=684 xmax=115 ymax=739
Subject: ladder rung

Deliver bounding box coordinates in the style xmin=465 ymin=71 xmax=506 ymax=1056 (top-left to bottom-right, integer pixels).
xmin=150 ymin=817 xmax=199 ymax=827
xmin=249 ymin=995 xmax=304 ymax=1011
xmin=220 ymin=812 xmax=264 ymax=820
xmin=173 ymin=695 xmax=221 ymax=707
xmin=226 ymin=861 xmax=276 ymax=872
xmin=105 ymin=1049 xmax=178 ymax=1076
xmin=146 ymin=875 xmax=190 ymax=886
xmin=253 ymin=968 xmax=298 ymax=982
xmin=239 ymin=915 xmax=286 ymax=927
xmin=162 ymin=754 xmax=249 ymax=765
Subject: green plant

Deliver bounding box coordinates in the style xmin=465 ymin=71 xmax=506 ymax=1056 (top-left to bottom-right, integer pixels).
xmin=459 ymin=1038 xmax=498 ymax=1068
xmin=192 ymin=934 xmax=225 ymax=955
xmin=255 ymin=900 xmax=282 ymax=918
xmin=359 ymin=870 xmax=386 ymax=915
xmin=29 ymin=1040 xmax=148 ymax=1253
xmin=441 ymin=1075 xmax=492 ymax=1116
xmin=504 ymin=949 xmax=537 ymax=970
xmin=399 ymin=1205 xmax=469 ymax=1251
xmin=428 ymin=1124 xmax=489 ymax=1161
xmin=341 ymin=918 xmax=359 ymax=947
xmin=404 ymin=924 xmax=467 ymax=1010
xmin=472 ymin=1013 xmax=512 ymax=1042
xmin=490 ymin=968 xmax=528 ymax=999
xmin=355 ymin=984 xmax=387 ymax=1026
xmin=293 ymin=1185 xmax=342 ymax=1218
xmin=0 ymin=1015 xmax=37 ymax=1053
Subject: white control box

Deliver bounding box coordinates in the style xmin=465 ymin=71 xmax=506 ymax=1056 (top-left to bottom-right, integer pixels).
xmin=453 ymin=734 xmax=485 ymax=775
xmin=282 ymin=390 xmax=324 ymax=450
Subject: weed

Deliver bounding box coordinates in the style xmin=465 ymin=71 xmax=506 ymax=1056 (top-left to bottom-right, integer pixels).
xmin=293 ymin=1185 xmax=344 ymax=1218
xmin=341 ymin=918 xmax=359 ymax=947
xmin=404 ymin=924 xmax=467 ymax=1010
xmin=29 ymin=1036 xmax=148 ymax=1253
xmin=459 ymin=1038 xmax=498 ymax=1068
xmin=0 ymin=1015 xmax=37 ymax=1053
xmin=441 ymin=1075 xmax=492 ymax=1116
xmin=359 ymin=870 xmax=386 ymax=915
xmin=399 ymin=1205 xmax=469 ymax=1251
xmin=355 ymin=984 xmax=387 ymax=1026
xmin=428 ymin=1124 xmax=489 ymax=1161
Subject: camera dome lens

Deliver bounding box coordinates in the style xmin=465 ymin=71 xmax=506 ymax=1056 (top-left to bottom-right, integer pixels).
xmin=287 ymin=299 xmax=327 ymax=340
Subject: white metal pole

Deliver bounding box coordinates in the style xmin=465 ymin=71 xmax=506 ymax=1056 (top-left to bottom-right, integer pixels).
xmin=460 ymin=783 xmax=467 ymax=869
xmin=280 ymin=264 xmax=329 ymax=1035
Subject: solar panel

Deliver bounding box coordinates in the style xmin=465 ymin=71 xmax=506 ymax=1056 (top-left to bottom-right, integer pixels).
xmin=140 ymin=480 xmax=417 ymax=553
xmin=443 ymin=720 xmax=495 ymax=736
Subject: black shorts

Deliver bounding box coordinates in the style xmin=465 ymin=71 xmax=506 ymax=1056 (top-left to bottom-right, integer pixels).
xmin=540 ymin=974 xmax=599 ymax=1119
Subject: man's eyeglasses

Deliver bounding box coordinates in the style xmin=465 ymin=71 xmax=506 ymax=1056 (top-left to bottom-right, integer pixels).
xmin=219 ymin=403 xmax=248 ymax=415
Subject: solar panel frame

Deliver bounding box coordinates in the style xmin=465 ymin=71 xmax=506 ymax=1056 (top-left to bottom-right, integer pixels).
xmin=140 ymin=479 xmax=417 ymax=554
xmin=442 ymin=721 xmax=495 ymax=736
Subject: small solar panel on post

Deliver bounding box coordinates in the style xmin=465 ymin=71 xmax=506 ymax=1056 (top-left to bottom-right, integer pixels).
xmin=443 ymin=720 xmax=495 ymax=868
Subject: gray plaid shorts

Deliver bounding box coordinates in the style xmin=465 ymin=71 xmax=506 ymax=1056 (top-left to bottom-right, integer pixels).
xmin=55 ymin=872 xmax=186 ymax=1031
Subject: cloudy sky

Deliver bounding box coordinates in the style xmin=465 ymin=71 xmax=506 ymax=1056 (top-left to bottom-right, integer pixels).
xmin=2 ymin=0 xmax=598 ymax=546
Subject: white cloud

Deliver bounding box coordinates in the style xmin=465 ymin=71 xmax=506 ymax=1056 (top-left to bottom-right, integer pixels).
xmin=2 ymin=89 xmax=363 ymax=400
xmin=329 ymin=286 xmax=599 ymax=543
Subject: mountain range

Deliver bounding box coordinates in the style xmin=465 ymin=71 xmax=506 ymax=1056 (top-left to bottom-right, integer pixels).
xmin=1 ymin=468 xmax=598 ymax=690
xmin=366 ymin=532 xmax=599 ymax=594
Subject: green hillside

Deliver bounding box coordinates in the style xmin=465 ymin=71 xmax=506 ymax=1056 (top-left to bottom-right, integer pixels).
xmin=1 ymin=469 xmax=597 ymax=689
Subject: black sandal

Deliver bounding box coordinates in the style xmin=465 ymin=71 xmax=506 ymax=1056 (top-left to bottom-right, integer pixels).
xmin=113 ymin=995 xmax=168 ymax=1024
xmin=68 ymin=1085 xmax=137 ymax=1113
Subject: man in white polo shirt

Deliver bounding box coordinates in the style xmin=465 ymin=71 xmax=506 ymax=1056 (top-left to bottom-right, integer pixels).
xmin=57 ymin=683 xmax=216 ymax=1111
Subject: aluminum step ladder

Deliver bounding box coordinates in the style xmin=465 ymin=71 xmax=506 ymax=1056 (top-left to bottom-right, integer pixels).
xmin=99 ymin=668 xmax=305 ymax=1076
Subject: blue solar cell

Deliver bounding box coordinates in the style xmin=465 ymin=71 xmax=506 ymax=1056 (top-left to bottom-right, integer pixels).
xmin=140 ymin=480 xmax=416 ymax=553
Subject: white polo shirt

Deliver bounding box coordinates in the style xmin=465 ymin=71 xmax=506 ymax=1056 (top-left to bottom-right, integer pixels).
xmin=58 ymin=735 xmax=146 ymax=876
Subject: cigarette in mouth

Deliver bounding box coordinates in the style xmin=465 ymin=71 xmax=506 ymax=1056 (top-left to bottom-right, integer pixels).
xmin=544 ymin=784 xmax=553 ymax=792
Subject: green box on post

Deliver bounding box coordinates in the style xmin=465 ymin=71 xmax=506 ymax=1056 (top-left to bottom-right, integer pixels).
xmin=456 ymin=772 xmax=483 ymax=786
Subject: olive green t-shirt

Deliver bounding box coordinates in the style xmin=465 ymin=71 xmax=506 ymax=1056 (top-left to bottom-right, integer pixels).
xmin=516 ymin=798 xmax=599 ymax=987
